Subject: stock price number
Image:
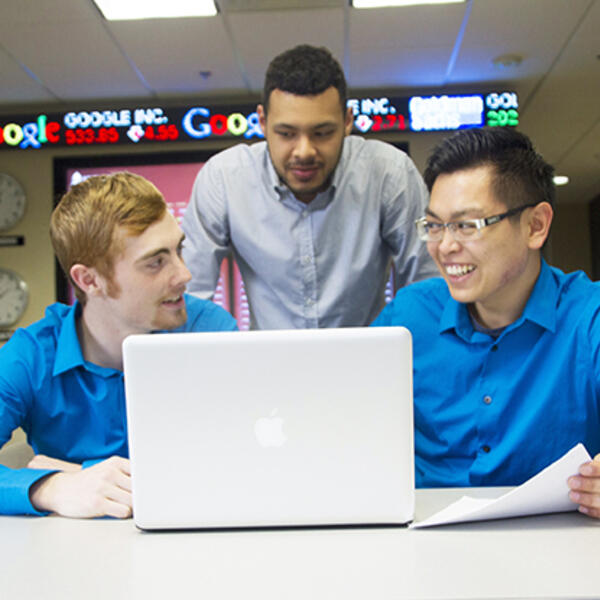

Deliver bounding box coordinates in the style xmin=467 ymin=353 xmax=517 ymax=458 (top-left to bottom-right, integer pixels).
xmin=486 ymin=110 xmax=519 ymax=127
xmin=371 ymin=114 xmax=407 ymax=132
xmin=65 ymin=127 xmax=119 ymax=145
xmin=144 ymin=124 xmax=179 ymax=141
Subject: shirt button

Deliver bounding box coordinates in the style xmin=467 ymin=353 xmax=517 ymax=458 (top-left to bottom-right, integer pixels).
xmin=302 ymin=255 xmax=312 ymax=265
xmin=305 ymin=298 xmax=314 ymax=306
xmin=491 ymin=345 xmax=498 ymax=352
xmin=301 ymin=210 xmax=309 ymax=218
xmin=483 ymin=395 xmax=492 ymax=405
xmin=482 ymin=445 xmax=491 ymax=453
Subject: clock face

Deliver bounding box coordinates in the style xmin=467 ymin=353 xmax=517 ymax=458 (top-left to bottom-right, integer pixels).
xmin=0 ymin=173 xmax=26 ymax=231
xmin=0 ymin=268 xmax=28 ymax=327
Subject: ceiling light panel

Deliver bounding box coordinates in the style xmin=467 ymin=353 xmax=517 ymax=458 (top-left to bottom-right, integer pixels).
xmin=94 ymin=0 xmax=217 ymax=20
xmin=353 ymin=0 xmax=465 ymax=8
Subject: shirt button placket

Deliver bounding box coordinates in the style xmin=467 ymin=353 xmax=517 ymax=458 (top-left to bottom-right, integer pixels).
xmin=300 ymin=209 xmax=317 ymax=326
xmin=478 ymin=343 xmax=498 ymax=462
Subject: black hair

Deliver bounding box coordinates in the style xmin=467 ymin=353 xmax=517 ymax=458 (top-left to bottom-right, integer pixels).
xmin=262 ymin=44 xmax=347 ymax=114
xmin=424 ymin=127 xmax=555 ymax=210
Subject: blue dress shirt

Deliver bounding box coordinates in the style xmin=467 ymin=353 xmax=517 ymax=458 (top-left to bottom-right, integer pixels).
xmin=182 ymin=136 xmax=437 ymax=329
xmin=372 ymin=260 xmax=600 ymax=487
xmin=0 ymin=294 xmax=237 ymax=515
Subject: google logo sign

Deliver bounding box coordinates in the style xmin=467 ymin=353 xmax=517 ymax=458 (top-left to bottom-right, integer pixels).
xmin=182 ymin=107 xmax=264 ymax=140
xmin=0 ymin=115 xmax=61 ymax=149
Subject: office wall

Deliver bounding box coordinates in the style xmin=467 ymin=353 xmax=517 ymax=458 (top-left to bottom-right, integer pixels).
xmin=551 ymin=202 xmax=592 ymax=276
xmin=0 ymin=124 xmax=593 ymax=333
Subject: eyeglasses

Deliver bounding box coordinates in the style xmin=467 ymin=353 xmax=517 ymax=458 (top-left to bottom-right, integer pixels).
xmin=415 ymin=203 xmax=538 ymax=243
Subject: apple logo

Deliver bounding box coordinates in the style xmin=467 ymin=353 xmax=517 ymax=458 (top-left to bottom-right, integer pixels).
xmin=254 ymin=409 xmax=287 ymax=448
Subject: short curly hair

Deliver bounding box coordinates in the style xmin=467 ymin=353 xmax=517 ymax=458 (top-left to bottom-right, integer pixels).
xmin=263 ymin=44 xmax=347 ymax=114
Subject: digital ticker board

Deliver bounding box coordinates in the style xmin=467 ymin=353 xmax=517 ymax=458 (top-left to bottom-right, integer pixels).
xmin=0 ymin=91 xmax=518 ymax=151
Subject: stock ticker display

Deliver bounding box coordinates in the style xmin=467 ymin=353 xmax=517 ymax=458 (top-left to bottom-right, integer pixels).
xmin=0 ymin=91 xmax=518 ymax=151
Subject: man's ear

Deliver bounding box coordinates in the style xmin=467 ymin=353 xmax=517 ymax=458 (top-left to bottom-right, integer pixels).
xmin=344 ymin=105 xmax=353 ymax=136
xmin=527 ymin=202 xmax=553 ymax=250
xmin=70 ymin=264 xmax=104 ymax=297
xmin=257 ymin=104 xmax=266 ymax=135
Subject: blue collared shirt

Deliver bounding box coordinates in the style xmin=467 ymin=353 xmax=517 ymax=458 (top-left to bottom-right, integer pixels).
xmin=0 ymin=294 xmax=237 ymax=515
xmin=182 ymin=136 xmax=437 ymax=329
xmin=372 ymin=260 xmax=600 ymax=487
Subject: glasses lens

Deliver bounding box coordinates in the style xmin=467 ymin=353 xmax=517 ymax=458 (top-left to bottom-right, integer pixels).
xmin=416 ymin=219 xmax=429 ymax=241
xmin=453 ymin=221 xmax=480 ymax=241
xmin=416 ymin=220 xmax=445 ymax=242
xmin=416 ymin=219 xmax=484 ymax=243
xmin=426 ymin=222 xmax=444 ymax=242
xmin=416 ymin=220 xmax=439 ymax=241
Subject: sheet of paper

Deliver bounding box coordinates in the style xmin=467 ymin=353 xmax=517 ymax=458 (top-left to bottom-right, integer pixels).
xmin=410 ymin=443 xmax=591 ymax=528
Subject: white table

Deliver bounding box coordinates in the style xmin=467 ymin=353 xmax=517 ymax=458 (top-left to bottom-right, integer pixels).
xmin=1 ymin=488 xmax=598 ymax=599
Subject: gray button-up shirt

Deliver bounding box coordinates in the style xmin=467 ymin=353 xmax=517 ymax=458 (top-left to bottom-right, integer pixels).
xmin=182 ymin=136 xmax=437 ymax=329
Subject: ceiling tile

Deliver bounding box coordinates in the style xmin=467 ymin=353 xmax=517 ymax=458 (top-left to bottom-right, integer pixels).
xmin=0 ymin=0 xmax=99 ymax=24
xmin=0 ymin=47 xmax=58 ymax=104
xmin=348 ymin=4 xmax=466 ymax=49
xmin=107 ymin=18 xmax=246 ymax=95
xmin=348 ymin=45 xmax=451 ymax=88
xmin=1 ymin=19 xmax=150 ymax=100
xmin=461 ymin=0 xmax=592 ymax=46
xmin=227 ymin=8 xmax=345 ymax=91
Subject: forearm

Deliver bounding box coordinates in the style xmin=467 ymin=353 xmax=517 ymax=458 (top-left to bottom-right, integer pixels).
xmin=29 ymin=471 xmax=71 ymax=514
xmin=0 ymin=464 xmax=57 ymax=515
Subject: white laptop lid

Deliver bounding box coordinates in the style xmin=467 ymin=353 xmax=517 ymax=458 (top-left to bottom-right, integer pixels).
xmin=123 ymin=327 xmax=414 ymax=530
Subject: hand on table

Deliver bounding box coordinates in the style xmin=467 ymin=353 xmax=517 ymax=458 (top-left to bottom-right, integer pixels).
xmin=568 ymin=454 xmax=600 ymax=518
xmin=29 ymin=456 xmax=132 ymax=519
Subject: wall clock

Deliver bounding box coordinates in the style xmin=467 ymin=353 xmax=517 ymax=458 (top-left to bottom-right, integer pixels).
xmin=0 ymin=268 xmax=29 ymax=327
xmin=0 ymin=173 xmax=27 ymax=231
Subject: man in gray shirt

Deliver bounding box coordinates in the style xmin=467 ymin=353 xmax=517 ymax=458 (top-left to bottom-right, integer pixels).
xmin=182 ymin=44 xmax=436 ymax=329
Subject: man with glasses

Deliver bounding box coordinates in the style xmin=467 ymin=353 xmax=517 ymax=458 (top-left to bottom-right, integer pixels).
xmin=373 ymin=127 xmax=600 ymax=518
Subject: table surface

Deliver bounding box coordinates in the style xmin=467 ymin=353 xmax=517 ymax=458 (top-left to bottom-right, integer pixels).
xmin=1 ymin=487 xmax=598 ymax=600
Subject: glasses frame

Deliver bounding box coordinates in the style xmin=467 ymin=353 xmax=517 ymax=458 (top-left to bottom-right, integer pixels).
xmin=415 ymin=203 xmax=539 ymax=243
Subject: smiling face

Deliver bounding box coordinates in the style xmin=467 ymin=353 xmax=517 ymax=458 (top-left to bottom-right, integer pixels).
xmin=258 ymin=86 xmax=353 ymax=204
xmin=100 ymin=211 xmax=192 ymax=334
xmin=427 ymin=165 xmax=545 ymax=328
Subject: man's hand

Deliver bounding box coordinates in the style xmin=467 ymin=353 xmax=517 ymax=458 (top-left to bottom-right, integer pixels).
xmin=568 ymin=454 xmax=600 ymax=518
xmin=29 ymin=456 xmax=132 ymax=519
xmin=28 ymin=454 xmax=82 ymax=472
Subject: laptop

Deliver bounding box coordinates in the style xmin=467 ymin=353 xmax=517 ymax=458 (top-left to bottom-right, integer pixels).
xmin=123 ymin=326 xmax=414 ymax=530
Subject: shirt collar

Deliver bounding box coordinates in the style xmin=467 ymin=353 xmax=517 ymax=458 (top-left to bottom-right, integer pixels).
xmin=264 ymin=146 xmax=282 ymax=194
xmin=439 ymin=259 xmax=557 ymax=341
xmin=329 ymin=138 xmax=347 ymax=191
xmin=53 ymin=301 xmax=86 ymax=376
xmin=518 ymin=258 xmax=557 ymax=332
